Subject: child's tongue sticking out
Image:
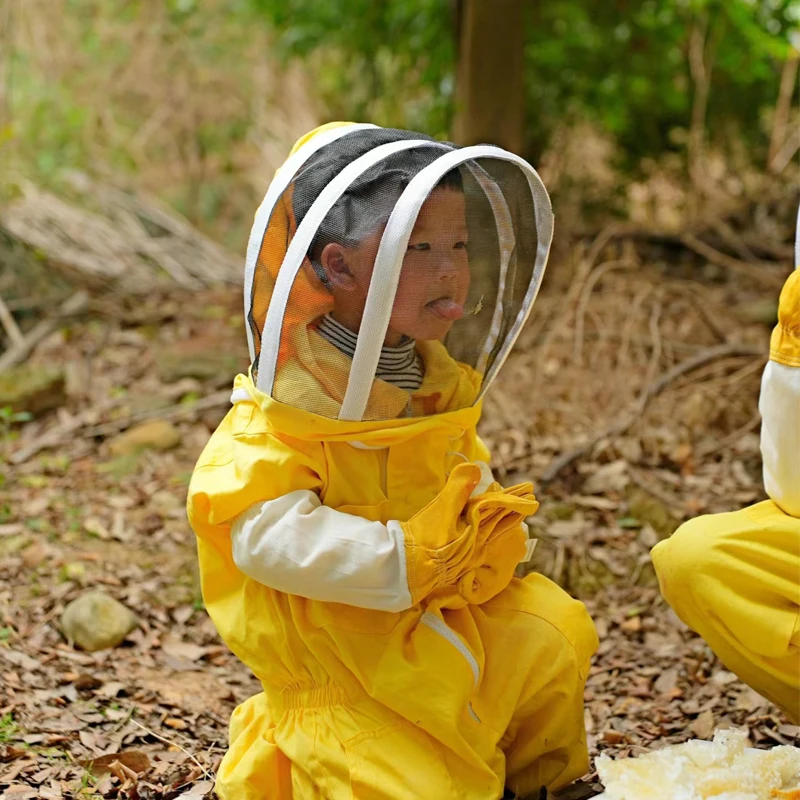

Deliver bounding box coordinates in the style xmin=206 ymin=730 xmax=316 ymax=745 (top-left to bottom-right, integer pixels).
xmin=426 ymin=297 xmax=465 ymax=321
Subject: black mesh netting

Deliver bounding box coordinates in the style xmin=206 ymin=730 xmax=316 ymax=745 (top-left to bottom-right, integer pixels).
xmin=249 ymin=129 xmax=542 ymax=421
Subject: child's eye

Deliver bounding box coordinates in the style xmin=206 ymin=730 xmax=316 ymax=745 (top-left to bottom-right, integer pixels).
xmin=407 ymin=242 xmax=431 ymax=252
xmin=454 ymin=241 xmax=468 ymax=250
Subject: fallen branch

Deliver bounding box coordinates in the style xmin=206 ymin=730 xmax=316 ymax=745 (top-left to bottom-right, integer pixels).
xmin=0 ymin=293 xmax=24 ymax=347
xmin=8 ymin=389 xmax=232 ymax=464
xmin=679 ymin=233 xmax=783 ymax=286
xmin=0 ymin=290 xmax=89 ymax=372
xmin=695 ymin=412 xmax=762 ymax=458
xmin=574 ymin=226 xmax=793 ymax=268
xmin=540 ymin=343 xmax=765 ymax=484
xmin=82 ymin=389 xmax=232 ymax=439
xmin=8 ymin=413 xmax=89 ymax=465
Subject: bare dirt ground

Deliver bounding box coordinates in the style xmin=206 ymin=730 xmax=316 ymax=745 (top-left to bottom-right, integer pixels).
xmin=0 ymin=222 xmax=797 ymax=798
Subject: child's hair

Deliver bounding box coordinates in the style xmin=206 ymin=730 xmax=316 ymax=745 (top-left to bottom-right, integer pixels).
xmin=290 ymin=129 xmax=463 ymax=287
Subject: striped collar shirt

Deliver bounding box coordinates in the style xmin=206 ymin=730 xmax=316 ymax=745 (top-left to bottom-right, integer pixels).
xmin=316 ymin=314 xmax=424 ymax=391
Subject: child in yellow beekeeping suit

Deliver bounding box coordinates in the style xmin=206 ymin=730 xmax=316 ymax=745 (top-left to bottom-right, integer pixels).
xmin=653 ymin=227 xmax=800 ymax=723
xmin=187 ymin=123 xmax=598 ymax=799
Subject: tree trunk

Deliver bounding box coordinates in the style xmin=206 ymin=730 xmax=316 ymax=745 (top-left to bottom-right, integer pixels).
xmin=453 ymin=0 xmax=526 ymax=154
xmin=768 ymin=52 xmax=799 ymax=170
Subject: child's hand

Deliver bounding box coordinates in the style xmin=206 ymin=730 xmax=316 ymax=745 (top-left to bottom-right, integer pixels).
xmin=400 ymin=462 xmax=484 ymax=605
xmin=401 ymin=466 xmax=538 ymax=607
xmin=455 ymin=484 xmax=538 ymax=605
xmin=462 ymin=481 xmax=539 ymax=543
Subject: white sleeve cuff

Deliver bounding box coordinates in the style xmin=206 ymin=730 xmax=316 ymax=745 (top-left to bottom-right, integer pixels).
xmin=471 ymin=461 xmax=496 ymax=497
xmin=231 ymin=491 xmax=413 ymax=611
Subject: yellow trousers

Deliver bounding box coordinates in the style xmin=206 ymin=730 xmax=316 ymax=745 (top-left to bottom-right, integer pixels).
xmin=215 ymin=574 xmax=597 ymax=799
xmin=652 ymin=500 xmax=800 ymax=721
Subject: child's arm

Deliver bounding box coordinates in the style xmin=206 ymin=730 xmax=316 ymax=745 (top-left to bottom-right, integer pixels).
xmin=231 ymin=490 xmax=418 ymax=611
xmin=230 ymin=461 xmax=532 ymax=612
xmin=759 ymin=267 xmax=800 ymax=518
xmin=222 ymin=458 xmax=483 ymax=612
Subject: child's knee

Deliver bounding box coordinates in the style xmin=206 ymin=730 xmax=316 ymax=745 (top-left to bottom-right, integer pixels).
xmin=506 ymin=574 xmax=598 ymax=670
xmin=652 ymin=514 xmax=727 ymax=606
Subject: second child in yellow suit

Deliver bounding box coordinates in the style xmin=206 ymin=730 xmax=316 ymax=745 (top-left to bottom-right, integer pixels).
xmin=653 ymin=264 xmax=800 ymax=722
xmin=188 ymin=124 xmax=598 ymax=799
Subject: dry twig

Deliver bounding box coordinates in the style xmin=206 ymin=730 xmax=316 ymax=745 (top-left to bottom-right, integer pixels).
xmin=130 ymin=719 xmax=213 ymax=781
xmin=540 ymin=342 xmax=764 ymax=483
xmin=696 ymin=412 xmax=762 ymax=458
xmin=83 ymin=389 xmax=231 ymax=439
xmin=679 ymin=233 xmax=783 ymax=286
xmin=0 ymin=290 xmax=89 ymax=372
xmin=0 ymin=293 xmax=24 ymax=347
xmin=573 ymin=260 xmax=638 ymax=365
xmin=8 ymin=389 xmax=232 ymax=464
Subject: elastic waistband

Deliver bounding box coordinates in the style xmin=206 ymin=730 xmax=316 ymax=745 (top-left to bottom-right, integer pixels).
xmin=266 ymin=680 xmax=352 ymax=713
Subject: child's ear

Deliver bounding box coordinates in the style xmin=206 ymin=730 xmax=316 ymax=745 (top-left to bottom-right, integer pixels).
xmin=320 ymin=243 xmax=357 ymax=290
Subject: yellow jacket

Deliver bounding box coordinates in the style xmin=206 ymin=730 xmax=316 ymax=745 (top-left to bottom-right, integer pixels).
xmin=189 ymin=330 xmax=494 ymax=672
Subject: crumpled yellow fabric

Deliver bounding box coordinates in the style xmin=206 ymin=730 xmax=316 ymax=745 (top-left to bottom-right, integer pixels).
xmin=420 ymin=476 xmax=539 ymax=611
xmin=654 ymin=269 xmax=800 ymax=723
xmin=653 ymin=500 xmax=800 ymax=722
xmin=401 ymin=463 xmax=538 ymax=607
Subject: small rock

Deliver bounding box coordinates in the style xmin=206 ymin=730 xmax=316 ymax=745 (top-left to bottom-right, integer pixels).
xmin=620 ymin=615 xmax=642 ymax=633
xmin=0 ymin=365 xmax=66 ymax=416
xmin=61 ymin=561 xmax=86 ymax=582
xmin=21 ymin=541 xmax=48 ymax=569
xmin=61 ymin=591 xmax=139 ymax=652
xmin=108 ymin=419 xmax=181 ymax=457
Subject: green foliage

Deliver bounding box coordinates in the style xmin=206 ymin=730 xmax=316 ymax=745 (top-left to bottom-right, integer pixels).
xmin=0 ymin=713 xmax=19 ymax=743
xmin=252 ymin=0 xmax=455 ymax=135
xmin=253 ymin=0 xmax=797 ymax=162
xmin=0 ymin=406 xmax=32 ymax=448
xmin=7 ymin=0 xmax=266 ymax=250
xmin=525 ymin=0 xmax=797 ymax=162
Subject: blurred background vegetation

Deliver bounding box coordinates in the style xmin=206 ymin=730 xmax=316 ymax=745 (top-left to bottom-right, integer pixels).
xmin=2 ymin=0 xmax=798 ymax=252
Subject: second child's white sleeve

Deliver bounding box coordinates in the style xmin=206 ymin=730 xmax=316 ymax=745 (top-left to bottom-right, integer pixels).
xmin=759 ymin=266 xmax=800 ymax=518
xmin=759 ymin=361 xmax=800 ymax=517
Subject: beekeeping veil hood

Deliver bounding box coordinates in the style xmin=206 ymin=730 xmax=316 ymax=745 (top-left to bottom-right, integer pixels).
xmin=243 ymin=122 xmax=553 ymax=423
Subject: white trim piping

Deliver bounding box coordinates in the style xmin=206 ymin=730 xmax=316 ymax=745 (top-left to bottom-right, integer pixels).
xmin=419 ymin=611 xmax=482 ymax=723
xmin=463 ymin=162 xmax=515 ymax=373
xmin=243 ymin=123 xmax=378 ymax=363
xmin=230 ymin=387 xmax=250 ymax=404
xmin=420 ymin=611 xmax=480 ymax=687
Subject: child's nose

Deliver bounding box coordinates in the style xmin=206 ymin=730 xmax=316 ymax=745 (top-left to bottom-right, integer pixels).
xmin=437 ymin=254 xmax=459 ymax=279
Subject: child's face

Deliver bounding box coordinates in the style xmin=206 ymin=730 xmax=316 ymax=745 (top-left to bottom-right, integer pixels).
xmin=320 ymin=188 xmax=471 ymax=346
